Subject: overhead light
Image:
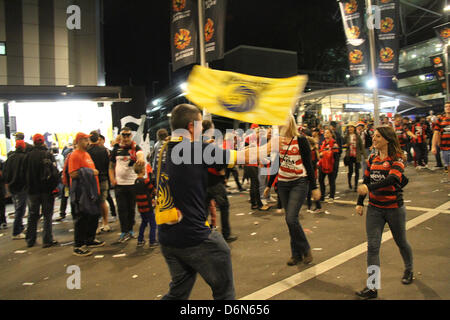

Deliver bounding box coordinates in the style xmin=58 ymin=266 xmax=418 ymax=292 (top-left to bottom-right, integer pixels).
xmin=66 ymin=85 xmax=75 ymax=88
xmin=366 ymin=78 xmax=377 ymax=89
xmin=152 ymin=99 xmax=160 ymax=106
xmin=436 ymin=43 xmax=443 ymax=48
xmin=346 ymin=74 xmax=351 ymax=79
xmin=411 ymin=54 xmax=417 ymax=58
xmin=419 ymin=75 xmax=425 ymax=81
xmin=444 ymin=4 xmax=450 ymax=11
xmin=167 ymin=113 xmax=172 ymax=117
xmin=358 ymin=70 xmax=363 ymax=75
xmin=179 ymin=82 xmax=187 ymax=92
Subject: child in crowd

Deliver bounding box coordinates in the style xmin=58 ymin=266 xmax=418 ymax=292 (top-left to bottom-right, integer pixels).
xmin=133 ymin=163 xmax=158 ymax=248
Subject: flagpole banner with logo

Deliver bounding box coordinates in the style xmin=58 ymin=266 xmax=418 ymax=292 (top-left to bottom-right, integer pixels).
xmin=186 ymin=65 xmax=308 ymax=125
xmin=338 ymin=0 xmax=369 ymax=76
xmin=170 ymin=0 xmax=199 ymax=71
xmin=430 ymin=54 xmax=447 ymax=93
xmin=374 ymin=0 xmax=400 ymax=76
xmin=434 ymin=22 xmax=450 ymax=44
xmin=204 ymin=0 xmax=227 ymax=63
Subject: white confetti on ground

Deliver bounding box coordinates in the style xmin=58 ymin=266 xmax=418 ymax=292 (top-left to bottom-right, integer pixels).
xmin=250 ymin=232 xmax=257 ymax=236
xmin=0 ymin=233 xmax=3 ymax=237
xmin=254 ymin=222 xmax=259 ymax=225
xmin=235 ymin=213 xmax=245 ymax=216
xmin=312 ymin=248 xmax=323 ymax=251
xmin=14 ymin=250 xmax=27 ymax=254
xmin=273 ymin=237 xmax=279 ymax=242
xmin=113 ymin=253 xmax=126 ymax=258
xmin=404 ymin=200 xmax=412 ymax=203
xmin=94 ymin=255 xmax=104 ymax=259
xmin=22 ymin=283 xmax=34 ymax=286
xmin=132 ymin=275 xmax=138 ymax=279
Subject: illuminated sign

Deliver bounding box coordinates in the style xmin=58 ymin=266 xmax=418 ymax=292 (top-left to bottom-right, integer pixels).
xmin=0 ymin=42 xmax=5 ymax=55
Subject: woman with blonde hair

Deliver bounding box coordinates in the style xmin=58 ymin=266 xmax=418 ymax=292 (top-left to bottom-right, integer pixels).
xmin=355 ymin=126 xmax=413 ymax=299
xmin=269 ymin=115 xmax=321 ymax=265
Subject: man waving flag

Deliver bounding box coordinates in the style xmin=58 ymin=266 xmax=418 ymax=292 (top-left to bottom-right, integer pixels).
xmin=186 ymin=65 xmax=308 ymax=125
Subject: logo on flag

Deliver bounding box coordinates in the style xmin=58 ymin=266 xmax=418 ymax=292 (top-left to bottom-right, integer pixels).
xmin=174 ymin=29 xmax=192 ymax=50
xmin=173 ymin=0 xmax=186 ymax=12
xmin=380 ymin=47 xmax=394 ymax=62
xmin=204 ymin=18 xmax=215 ymax=42
xmin=349 ymin=49 xmax=364 ymax=64
xmin=381 ymin=18 xmax=394 ymax=33
xmin=440 ymin=28 xmax=450 ymax=40
xmin=345 ymin=0 xmax=358 ymax=14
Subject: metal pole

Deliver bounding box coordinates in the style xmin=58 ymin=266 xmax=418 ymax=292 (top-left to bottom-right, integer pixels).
xmin=197 ymin=0 xmax=211 ymax=120
xmin=445 ymin=43 xmax=450 ymax=101
xmin=366 ymin=0 xmax=380 ymax=126
xmin=3 ymin=102 xmax=11 ymax=154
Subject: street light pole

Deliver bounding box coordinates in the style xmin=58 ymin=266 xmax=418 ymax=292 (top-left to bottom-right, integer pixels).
xmin=197 ymin=0 xmax=211 ymax=120
xmin=366 ymin=0 xmax=380 ymax=126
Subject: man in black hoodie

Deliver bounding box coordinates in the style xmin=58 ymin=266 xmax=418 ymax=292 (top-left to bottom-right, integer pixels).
xmin=24 ymin=134 xmax=59 ymax=248
xmin=4 ymin=140 xmax=29 ymax=238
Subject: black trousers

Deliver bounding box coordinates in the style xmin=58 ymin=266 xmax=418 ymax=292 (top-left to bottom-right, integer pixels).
xmin=245 ymin=166 xmax=263 ymax=208
xmin=26 ymin=193 xmax=55 ymax=246
xmin=333 ymin=155 xmax=341 ymax=180
xmin=0 ymin=184 xmax=6 ymax=224
xmin=347 ymin=156 xmax=360 ymax=189
xmin=226 ymin=167 xmax=243 ymax=190
xmin=206 ymin=183 xmax=231 ymax=238
xmin=435 ymin=146 xmax=443 ymax=167
xmin=319 ymin=168 xmax=336 ymax=200
xmin=115 ymin=185 xmax=136 ymax=233
xmin=107 ymin=189 xmax=117 ymax=216
xmin=72 ymin=207 xmax=99 ymax=247
xmin=414 ymin=142 xmax=428 ymax=166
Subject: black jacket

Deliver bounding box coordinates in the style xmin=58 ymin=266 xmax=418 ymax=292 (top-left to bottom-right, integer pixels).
xmin=24 ymin=144 xmax=57 ymax=194
xmin=4 ymin=148 xmax=28 ymax=194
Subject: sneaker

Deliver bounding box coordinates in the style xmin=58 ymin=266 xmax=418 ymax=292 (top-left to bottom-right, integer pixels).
xmin=307 ymin=209 xmax=314 ymax=213
xmin=401 ymin=270 xmax=413 ymax=285
xmin=12 ymin=233 xmax=26 ymax=240
xmin=118 ymin=233 xmax=130 ymax=243
xmin=136 ymin=240 xmax=145 ymax=247
xmin=54 ymin=216 xmax=65 ymax=222
xmin=313 ymin=208 xmax=324 ymax=214
xmin=224 ymin=234 xmax=238 ymax=243
xmin=327 ymin=198 xmax=334 ymax=204
xmin=355 ymin=287 xmax=378 ymax=299
xmin=86 ymin=239 xmax=105 ymax=248
xmin=42 ymin=240 xmax=59 ymax=248
xmin=259 ymin=205 xmax=270 ymax=211
xmin=303 ymin=249 xmax=313 ymax=264
xmin=267 ymin=197 xmax=277 ymax=203
xmin=149 ymin=242 xmax=159 ymax=248
xmin=287 ymin=256 xmax=302 ymax=266
xmin=73 ymin=247 xmax=92 ymax=257
xmin=101 ymin=225 xmax=111 ymax=232
xmin=0 ymin=223 xmax=7 ymax=229
xmin=238 ymin=188 xmax=246 ymax=192
xmin=96 ymin=227 xmax=102 ymax=235
xmin=128 ymin=231 xmax=137 ymax=239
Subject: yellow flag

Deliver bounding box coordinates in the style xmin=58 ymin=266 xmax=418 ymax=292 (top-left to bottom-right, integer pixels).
xmin=186 ymin=66 xmax=308 ymax=125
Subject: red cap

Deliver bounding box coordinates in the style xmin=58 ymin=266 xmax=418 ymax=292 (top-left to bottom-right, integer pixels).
xmin=32 ymin=134 xmax=45 ymax=144
xmin=74 ymin=132 xmax=90 ymax=143
xmin=357 ymin=121 xmax=365 ymax=127
xmin=250 ymin=123 xmax=259 ymax=129
xmin=16 ymin=140 xmax=26 ymax=150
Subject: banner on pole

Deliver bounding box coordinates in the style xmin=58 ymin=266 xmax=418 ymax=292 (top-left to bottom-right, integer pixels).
xmin=374 ymin=0 xmax=400 ymax=76
xmin=434 ymin=22 xmax=450 ymax=44
xmin=170 ymin=0 xmax=199 ymax=71
xmin=430 ymin=54 xmax=447 ymax=93
xmin=204 ymin=0 xmax=226 ymax=63
xmin=186 ymin=65 xmax=308 ymax=125
xmin=339 ymin=0 xmax=370 ymax=76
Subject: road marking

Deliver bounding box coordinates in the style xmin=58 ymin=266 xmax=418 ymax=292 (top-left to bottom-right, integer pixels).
xmin=240 ymin=200 xmax=450 ymax=300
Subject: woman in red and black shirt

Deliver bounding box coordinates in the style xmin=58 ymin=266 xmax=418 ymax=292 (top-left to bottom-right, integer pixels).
xmin=355 ymin=126 xmax=413 ymax=299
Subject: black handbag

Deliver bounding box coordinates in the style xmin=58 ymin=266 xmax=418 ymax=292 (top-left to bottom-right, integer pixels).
xmin=343 ymin=155 xmax=350 ymax=166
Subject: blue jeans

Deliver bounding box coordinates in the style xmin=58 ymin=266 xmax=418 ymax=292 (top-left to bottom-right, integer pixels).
xmin=138 ymin=211 xmax=157 ymax=243
xmin=12 ymin=191 xmax=28 ymax=236
xmin=26 ymin=193 xmax=55 ymax=246
xmin=278 ymin=177 xmax=310 ymax=259
xmin=160 ymin=230 xmax=235 ymax=300
xmin=366 ymin=205 xmax=413 ymax=271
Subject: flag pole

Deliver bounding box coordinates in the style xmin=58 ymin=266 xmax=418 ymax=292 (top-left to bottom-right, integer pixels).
xmin=197 ymin=0 xmax=211 ymax=120
xmin=445 ymin=43 xmax=450 ymax=101
xmin=366 ymin=0 xmax=380 ymax=126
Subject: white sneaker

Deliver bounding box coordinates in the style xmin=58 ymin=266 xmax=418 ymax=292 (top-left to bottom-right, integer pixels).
xmin=327 ymin=198 xmax=334 ymax=204
xmin=268 ymin=197 xmax=277 ymax=203
xmin=101 ymin=225 xmax=111 ymax=232
xmin=12 ymin=233 xmax=26 ymax=240
xmin=307 ymin=209 xmax=314 ymax=213
xmin=261 ymin=199 xmax=268 ymax=206
xmin=96 ymin=227 xmax=102 ymax=235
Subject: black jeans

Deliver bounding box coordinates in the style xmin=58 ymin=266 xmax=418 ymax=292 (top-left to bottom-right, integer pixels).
xmin=435 ymin=146 xmax=443 ymax=167
xmin=278 ymin=178 xmax=310 ymax=259
xmin=347 ymin=156 xmax=360 ymax=189
xmin=107 ymin=189 xmax=117 ymax=216
xmin=26 ymin=193 xmax=55 ymax=246
xmin=72 ymin=207 xmax=99 ymax=247
xmin=115 ymin=185 xmax=136 ymax=233
xmin=206 ymin=183 xmax=231 ymax=238
xmin=414 ymin=142 xmax=428 ymax=166
xmin=319 ymin=168 xmax=336 ymax=200
xmin=333 ymin=155 xmax=341 ymax=180
xmin=226 ymin=167 xmax=243 ymax=190
xmin=245 ymin=166 xmax=263 ymax=208
xmin=0 ymin=184 xmax=6 ymax=224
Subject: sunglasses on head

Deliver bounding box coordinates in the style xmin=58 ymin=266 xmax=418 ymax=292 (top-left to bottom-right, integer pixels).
xmin=121 ymin=133 xmax=131 ymax=137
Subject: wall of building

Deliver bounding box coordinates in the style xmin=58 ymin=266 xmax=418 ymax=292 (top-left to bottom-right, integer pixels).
xmin=0 ymin=0 xmax=104 ymax=86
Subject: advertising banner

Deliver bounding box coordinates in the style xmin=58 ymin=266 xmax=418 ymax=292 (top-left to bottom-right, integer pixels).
xmin=434 ymin=22 xmax=450 ymax=44
xmin=374 ymin=0 xmax=400 ymax=76
xmin=170 ymin=0 xmax=199 ymax=71
xmin=430 ymin=54 xmax=447 ymax=93
xmin=339 ymin=0 xmax=370 ymax=76
xmin=204 ymin=0 xmax=227 ymax=63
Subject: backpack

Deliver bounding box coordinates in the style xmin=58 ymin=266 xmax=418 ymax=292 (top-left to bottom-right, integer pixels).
xmin=41 ymin=154 xmax=61 ymax=190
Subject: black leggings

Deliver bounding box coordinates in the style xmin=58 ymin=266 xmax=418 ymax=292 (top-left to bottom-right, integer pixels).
xmin=347 ymin=156 xmax=360 ymax=189
xmin=319 ymin=168 xmax=336 ymax=200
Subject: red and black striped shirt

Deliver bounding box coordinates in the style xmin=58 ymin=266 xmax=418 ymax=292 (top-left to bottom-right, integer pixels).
xmin=394 ymin=125 xmax=407 ymax=147
xmin=357 ymin=154 xmax=405 ymax=209
xmin=135 ymin=177 xmax=155 ymax=214
xmin=434 ymin=116 xmax=450 ymax=151
xmin=412 ymin=123 xmax=427 ymax=144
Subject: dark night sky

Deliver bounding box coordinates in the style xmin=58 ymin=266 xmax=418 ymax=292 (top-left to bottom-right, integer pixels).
xmin=103 ymin=0 xmax=348 ymax=98
xmin=102 ymin=0 xmax=438 ymax=98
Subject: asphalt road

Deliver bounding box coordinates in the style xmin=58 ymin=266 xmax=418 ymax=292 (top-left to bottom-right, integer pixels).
xmin=0 ymin=159 xmax=448 ymax=300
